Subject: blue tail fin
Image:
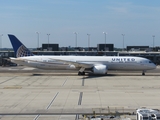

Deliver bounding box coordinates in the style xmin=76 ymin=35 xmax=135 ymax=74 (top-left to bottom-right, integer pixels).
xmin=8 ymin=34 xmax=34 ymax=57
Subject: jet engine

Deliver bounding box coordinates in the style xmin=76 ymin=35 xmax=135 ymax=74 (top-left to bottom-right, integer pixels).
xmin=92 ymin=65 xmax=108 ymax=74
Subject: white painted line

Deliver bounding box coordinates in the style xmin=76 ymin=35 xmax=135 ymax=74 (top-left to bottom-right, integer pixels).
xmin=23 ymin=68 xmax=35 ymax=70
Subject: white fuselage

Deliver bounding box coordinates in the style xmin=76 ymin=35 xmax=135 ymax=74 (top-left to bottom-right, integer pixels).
xmin=10 ymin=56 xmax=156 ymax=71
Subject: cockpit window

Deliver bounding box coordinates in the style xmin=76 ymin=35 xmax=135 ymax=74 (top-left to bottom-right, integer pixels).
xmin=149 ymin=61 xmax=152 ymax=63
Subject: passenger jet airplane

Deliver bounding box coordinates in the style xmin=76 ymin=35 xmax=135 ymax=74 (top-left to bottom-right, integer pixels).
xmin=8 ymin=34 xmax=156 ymax=75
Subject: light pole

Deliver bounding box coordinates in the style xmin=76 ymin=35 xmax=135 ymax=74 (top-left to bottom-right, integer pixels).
xmin=152 ymin=35 xmax=155 ymax=48
xmin=47 ymin=34 xmax=50 ymax=51
xmin=74 ymin=32 xmax=78 ymax=48
xmin=87 ymin=34 xmax=90 ymax=51
xmin=36 ymin=32 xmax=39 ymax=49
xmin=0 ymin=34 xmax=3 ymax=49
xmin=103 ymin=32 xmax=107 ymax=54
xmin=122 ymin=34 xmax=125 ymax=51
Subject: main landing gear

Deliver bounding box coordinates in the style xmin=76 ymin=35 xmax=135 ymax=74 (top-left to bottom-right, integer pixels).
xmin=78 ymin=71 xmax=85 ymax=75
xmin=78 ymin=67 xmax=85 ymax=75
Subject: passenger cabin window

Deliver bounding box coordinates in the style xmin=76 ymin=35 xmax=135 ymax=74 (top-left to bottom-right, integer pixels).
xmin=143 ymin=117 xmax=149 ymax=120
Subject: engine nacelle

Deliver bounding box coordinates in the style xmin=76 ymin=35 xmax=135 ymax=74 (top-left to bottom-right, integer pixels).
xmin=67 ymin=64 xmax=76 ymax=69
xmin=92 ymin=65 xmax=108 ymax=74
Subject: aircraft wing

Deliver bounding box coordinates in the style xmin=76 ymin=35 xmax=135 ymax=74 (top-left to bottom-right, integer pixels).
xmin=10 ymin=57 xmax=25 ymax=61
xmin=49 ymin=58 xmax=93 ymax=68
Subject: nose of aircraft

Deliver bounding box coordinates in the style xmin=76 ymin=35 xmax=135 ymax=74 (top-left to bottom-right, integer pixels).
xmin=151 ymin=63 xmax=157 ymax=69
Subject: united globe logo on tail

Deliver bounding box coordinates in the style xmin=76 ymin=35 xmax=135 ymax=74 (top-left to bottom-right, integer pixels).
xmin=8 ymin=34 xmax=34 ymax=58
xmin=16 ymin=45 xmax=34 ymax=57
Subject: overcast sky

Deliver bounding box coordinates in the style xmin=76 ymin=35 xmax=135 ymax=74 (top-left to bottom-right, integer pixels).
xmin=0 ymin=0 xmax=160 ymax=48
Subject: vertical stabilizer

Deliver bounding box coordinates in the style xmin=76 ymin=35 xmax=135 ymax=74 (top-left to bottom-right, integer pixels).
xmin=8 ymin=34 xmax=34 ymax=57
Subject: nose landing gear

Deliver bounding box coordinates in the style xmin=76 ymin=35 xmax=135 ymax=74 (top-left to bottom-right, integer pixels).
xmin=142 ymin=70 xmax=146 ymax=75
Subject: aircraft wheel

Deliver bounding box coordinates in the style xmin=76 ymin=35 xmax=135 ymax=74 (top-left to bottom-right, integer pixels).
xmin=142 ymin=72 xmax=145 ymax=75
xmin=78 ymin=72 xmax=81 ymax=75
xmin=78 ymin=72 xmax=85 ymax=75
xmin=82 ymin=72 xmax=85 ymax=75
